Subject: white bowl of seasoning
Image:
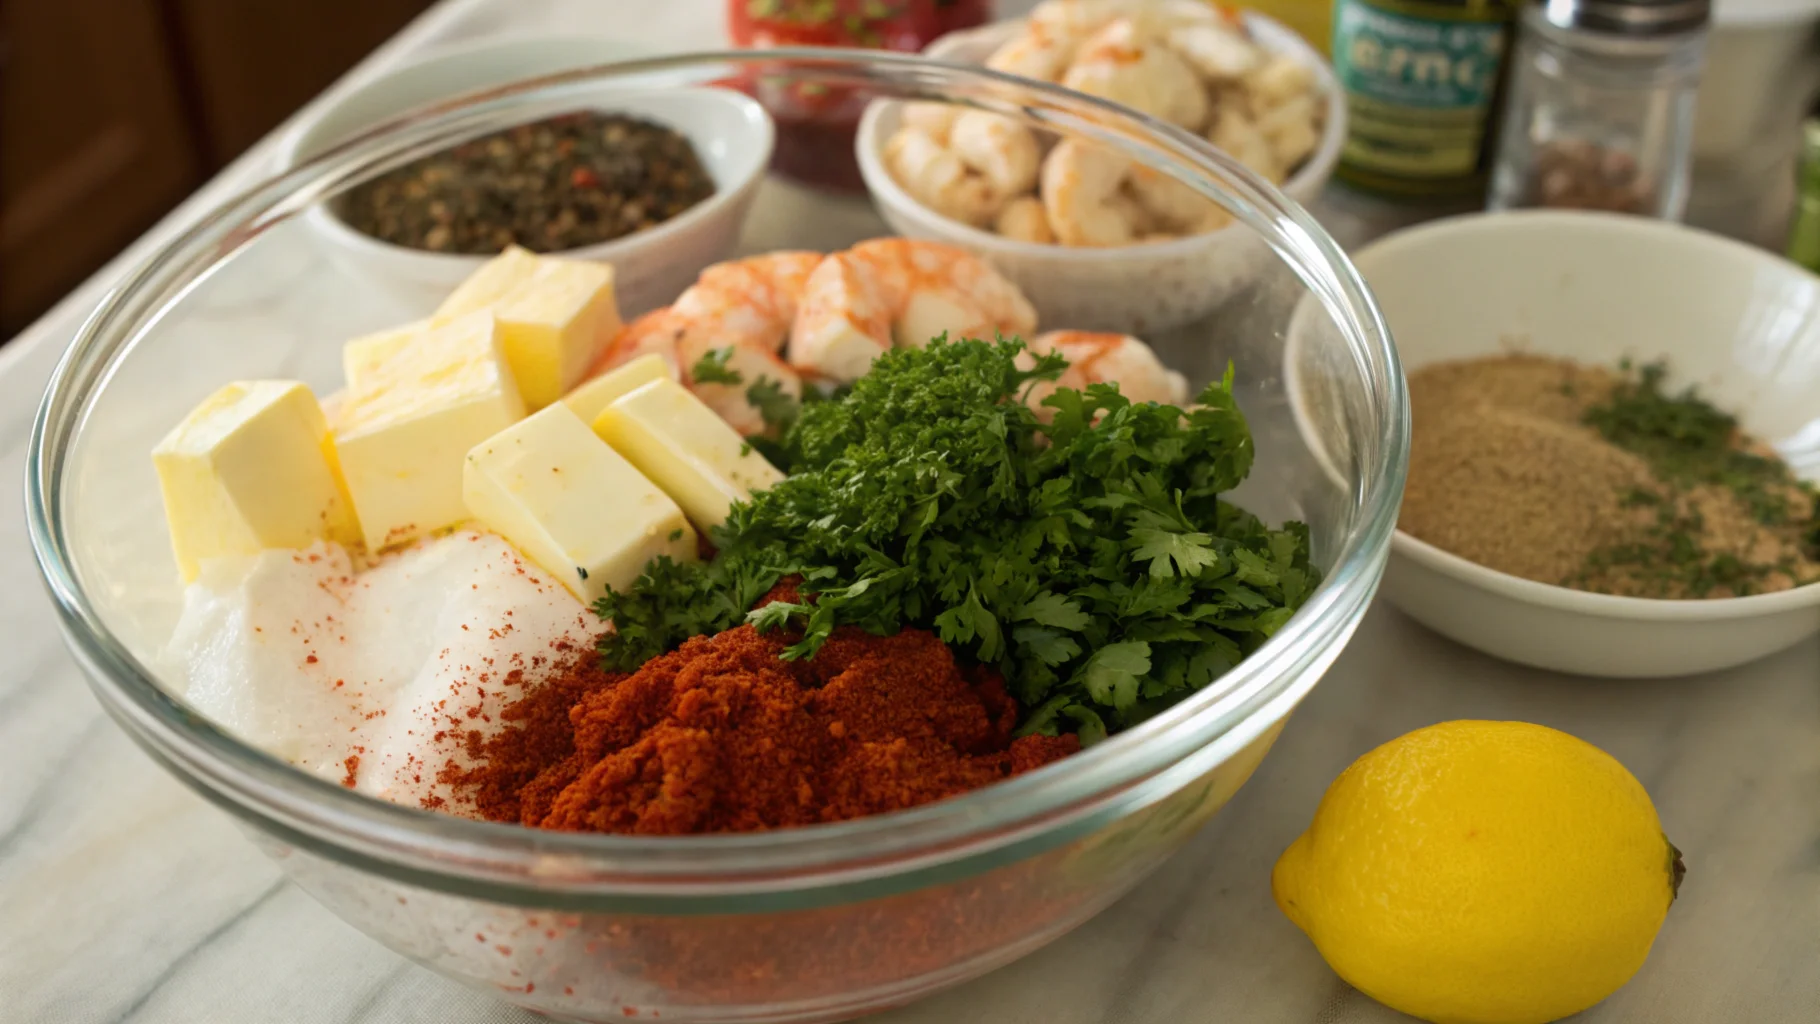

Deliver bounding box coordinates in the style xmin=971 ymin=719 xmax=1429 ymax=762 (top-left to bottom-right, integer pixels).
xmin=854 ymin=15 xmax=1344 ymax=336
xmin=1292 ymin=210 xmax=1820 ymax=679
xmin=278 ymin=36 xmax=774 ymax=317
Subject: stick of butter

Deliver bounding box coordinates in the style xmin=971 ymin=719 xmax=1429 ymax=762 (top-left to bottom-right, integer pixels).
xmin=332 ymin=311 xmax=526 ymax=550
xmin=153 ymin=380 xmax=360 ymax=581
xmin=592 ymin=378 xmax=784 ymax=532
xmin=560 ymin=353 xmax=674 ymax=424
xmin=464 ymin=403 xmax=696 ymax=605
xmin=435 ymin=246 xmax=622 ymax=410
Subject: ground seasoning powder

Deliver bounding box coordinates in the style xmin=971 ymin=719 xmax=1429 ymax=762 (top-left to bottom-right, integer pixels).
xmin=443 ymin=597 xmax=1077 ymax=833
xmin=1404 ymin=354 xmax=1820 ymax=598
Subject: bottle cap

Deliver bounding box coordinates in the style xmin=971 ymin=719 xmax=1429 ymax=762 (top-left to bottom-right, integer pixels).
xmin=1540 ymin=0 xmax=1712 ymax=34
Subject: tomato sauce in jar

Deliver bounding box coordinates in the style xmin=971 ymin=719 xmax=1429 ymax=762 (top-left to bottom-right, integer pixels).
xmin=726 ymin=0 xmax=990 ymax=192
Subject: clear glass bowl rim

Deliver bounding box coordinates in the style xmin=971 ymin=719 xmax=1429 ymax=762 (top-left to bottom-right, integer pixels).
xmin=25 ymin=49 xmax=1408 ymax=902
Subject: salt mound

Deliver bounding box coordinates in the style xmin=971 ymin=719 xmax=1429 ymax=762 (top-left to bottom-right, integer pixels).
xmin=165 ymin=530 xmax=596 ymax=813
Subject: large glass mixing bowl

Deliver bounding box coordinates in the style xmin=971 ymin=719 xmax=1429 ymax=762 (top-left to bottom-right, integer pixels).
xmin=26 ymin=52 xmax=1405 ymax=1024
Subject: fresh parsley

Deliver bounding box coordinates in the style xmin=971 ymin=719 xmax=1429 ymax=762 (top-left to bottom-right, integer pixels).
xmin=594 ymin=337 xmax=1318 ymax=741
xmin=690 ymin=347 xmax=743 ymax=386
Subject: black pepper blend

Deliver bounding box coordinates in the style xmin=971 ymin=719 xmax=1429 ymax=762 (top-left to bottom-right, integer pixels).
xmin=337 ymin=111 xmax=717 ymax=253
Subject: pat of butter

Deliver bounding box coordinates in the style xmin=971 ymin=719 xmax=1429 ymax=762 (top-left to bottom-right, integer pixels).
xmin=342 ymin=320 xmax=429 ymax=390
xmin=332 ymin=311 xmax=526 ymax=549
xmin=592 ymin=378 xmax=784 ymax=531
xmin=560 ymin=353 xmax=675 ymax=424
xmin=464 ymin=403 xmax=696 ymax=604
xmin=435 ymin=246 xmax=622 ymax=410
xmin=153 ymin=380 xmax=360 ymax=581
xmin=435 ymin=245 xmax=541 ymax=317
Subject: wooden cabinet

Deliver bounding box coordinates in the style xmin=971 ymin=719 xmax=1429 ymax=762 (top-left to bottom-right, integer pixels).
xmin=0 ymin=0 xmax=435 ymax=337
xmin=0 ymin=0 xmax=200 ymax=335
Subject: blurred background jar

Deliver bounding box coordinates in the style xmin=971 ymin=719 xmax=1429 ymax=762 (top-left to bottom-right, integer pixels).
xmin=1687 ymin=0 xmax=1820 ymax=245
xmin=726 ymin=0 xmax=990 ymax=192
xmin=1329 ymin=0 xmax=1520 ymax=202
xmin=1487 ymin=0 xmax=1710 ymax=218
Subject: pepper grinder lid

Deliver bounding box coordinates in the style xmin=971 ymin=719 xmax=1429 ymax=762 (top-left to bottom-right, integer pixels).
xmin=1540 ymin=0 xmax=1713 ymax=34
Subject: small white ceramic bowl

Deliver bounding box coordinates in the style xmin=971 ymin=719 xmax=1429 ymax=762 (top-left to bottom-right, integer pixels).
xmin=1297 ymin=210 xmax=1820 ymax=678
xmin=277 ymin=36 xmax=774 ymax=316
xmin=855 ymin=15 xmax=1344 ymax=335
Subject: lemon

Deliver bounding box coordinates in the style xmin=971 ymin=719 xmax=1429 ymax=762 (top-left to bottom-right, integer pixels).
xmin=1272 ymin=720 xmax=1682 ymax=1024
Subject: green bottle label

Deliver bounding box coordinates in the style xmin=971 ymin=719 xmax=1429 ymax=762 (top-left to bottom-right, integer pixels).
xmin=1332 ymin=0 xmax=1509 ymax=189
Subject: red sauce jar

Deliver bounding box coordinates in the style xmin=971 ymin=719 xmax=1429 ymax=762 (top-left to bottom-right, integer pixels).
xmin=727 ymin=0 xmax=990 ymax=192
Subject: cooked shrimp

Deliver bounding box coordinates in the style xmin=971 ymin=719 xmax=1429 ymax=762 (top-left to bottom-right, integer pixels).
xmin=988 ymin=0 xmax=1137 ymax=80
xmin=885 ymin=126 xmax=1001 ymax=227
xmin=789 ymin=239 xmax=1038 ymax=383
xmin=670 ymin=252 xmax=820 ymax=359
xmin=1040 ymin=139 xmax=1143 ymax=247
xmin=996 ymin=196 xmax=1057 ymax=244
xmin=949 ymin=111 xmax=1041 ymax=199
xmin=1027 ymin=0 xmax=1145 ymax=36
xmin=1062 ymin=19 xmax=1209 ymax=131
xmin=1208 ymin=106 xmax=1283 ymax=183
xmin=1023 ymin=330 xmax=1190 ymax=414
xmin=986 ymin=22 xmax=1082 ymax=82
xmin=1126 ymin=163 xmax=1231 ymax=234
xmin=589 ymin=308 xmax=686 ymax=380
xmin=589 ymin=254 xmax=815 ymax=436
xmin=1255 ymin=92 xmax=1322 ymax=171
xmin=900 ymin=102 xmax=961 ymax=143
xmin=1165 ymin=18 xmax=1262 ymax=82
xmin=1245 ymin=53 xmax=1318 ymax=108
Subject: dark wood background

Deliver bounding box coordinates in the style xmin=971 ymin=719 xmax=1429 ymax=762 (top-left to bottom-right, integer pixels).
xmin=0 ymin=0 xmax=438 ymax=338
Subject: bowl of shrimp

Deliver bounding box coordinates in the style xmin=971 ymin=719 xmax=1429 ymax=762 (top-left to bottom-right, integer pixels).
xmin=855 ymin=1 xmax=1344 ymax=335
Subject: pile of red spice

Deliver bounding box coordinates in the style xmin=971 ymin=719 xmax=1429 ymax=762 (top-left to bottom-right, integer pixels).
xmin=443 ymin=608 xmax=1077 ymax=835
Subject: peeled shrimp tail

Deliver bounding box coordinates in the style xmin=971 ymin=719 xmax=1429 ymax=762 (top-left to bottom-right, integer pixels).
xmin=1040 ymin=140 xmax=1141 ymax=247
xmin=885 ymin=126 xmax=1001 ymax=227
xmin=789 ymin=240 xmax=1038 ymax=383
xmin=949 ymin=111 xmax=1041 ymax=199
xmin=1028 ymin=330 xmax=1190 ymax=415
xmin=1062 ymin=18 xmax=1209 ymax=131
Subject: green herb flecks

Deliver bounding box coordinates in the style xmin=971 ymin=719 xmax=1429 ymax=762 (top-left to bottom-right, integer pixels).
xmin=690 ymin=347 xmax=743 ymax=386
xmin=1584 ymin=361 xmax=1815 ymax=527
xmin=1575 ymin=501 xmax=1785 ymax=598
xmin=594 ymin=337 xmax=1318 ymax=740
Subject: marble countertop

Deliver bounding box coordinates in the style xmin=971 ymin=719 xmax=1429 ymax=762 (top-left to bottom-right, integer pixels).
xmin=3 ymin=2 xmax=1816 ymax=1021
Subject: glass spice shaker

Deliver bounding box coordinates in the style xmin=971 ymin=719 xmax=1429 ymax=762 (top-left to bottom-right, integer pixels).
xmin=1488 ymin=0 xmax=1710 ymax=218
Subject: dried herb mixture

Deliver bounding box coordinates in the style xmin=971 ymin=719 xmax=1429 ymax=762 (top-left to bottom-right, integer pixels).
xmin=336 ymin=111 xmax=715 ymax=254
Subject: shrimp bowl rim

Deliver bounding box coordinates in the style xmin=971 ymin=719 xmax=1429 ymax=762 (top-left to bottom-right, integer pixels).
xmin=854 ymin=13 xmax=1346 ymax=261
xmin=28 ymin=49 xmax=1402 ymax=911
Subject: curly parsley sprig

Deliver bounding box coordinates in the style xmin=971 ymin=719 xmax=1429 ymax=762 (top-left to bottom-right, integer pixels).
xmin=597 ymin=337 xmax=1316 ymax=741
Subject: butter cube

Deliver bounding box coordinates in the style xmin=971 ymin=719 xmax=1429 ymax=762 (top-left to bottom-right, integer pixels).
xmin=153 ymin=380 xmax=360 ymax=581
xmin=332 ymin=311 xmax=526 ymax=549
xmin=464 ymin=403 xmax=696 ymax=604
xmin=560 ymin=354 xmax=674 ymax=424
xmin=435 ymin=245 xmax=541 ymax=318
xmin=435 ymin=247 xmax=621 ymax=409
xmin=592 ymin=378 xmax=785 ymax=531
xmin=342 ymin=320 xmax=429 ymax=389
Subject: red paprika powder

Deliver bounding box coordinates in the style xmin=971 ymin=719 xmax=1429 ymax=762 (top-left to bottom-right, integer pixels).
xmin=444 ymin=591 xmax=1077 ymax=835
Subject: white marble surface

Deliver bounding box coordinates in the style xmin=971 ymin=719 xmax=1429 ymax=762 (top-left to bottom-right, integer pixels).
xmin=3 ymin=1 xmax=1817 ymax=1022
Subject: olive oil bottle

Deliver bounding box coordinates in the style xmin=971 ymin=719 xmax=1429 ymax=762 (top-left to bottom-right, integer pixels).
xmin=1331 ymin=0 xmax=1517 ymax=199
